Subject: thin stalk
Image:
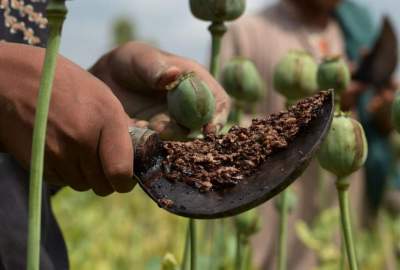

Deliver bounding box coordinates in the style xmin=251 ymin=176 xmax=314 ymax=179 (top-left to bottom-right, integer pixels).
xmin=208 ymin=219 xmax=226 ymax=270
xmin=208 ymin=21 xmax=227 ymax=78
xmin=228 ymin=101 xmax=244 ymax=125
xmin=317 ymin=165 xmax=328 ymax=211
xmin=242 ymin=241 xmax=251 ymax=270
xmin=277 ymin=189 xmax=289 ymax=270
xmin=26 ymin=1 xmax=67 ymax=270
xmin=336 ymin=177 xmax=358 ymax=270
xmin=189 ymin=219 xmax=197 ymax=270
xmin=339 ymin=237 xmax=346 ymax=270
xmin=181 ymin=223 xmax=191 ymax=270
xmin=207 ymin=19 xmax=227 ymax=270
xmin=235 ymin=232 xmax=243 ymax=270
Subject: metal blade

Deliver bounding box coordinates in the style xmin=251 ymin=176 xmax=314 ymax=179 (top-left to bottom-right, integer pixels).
xmin=353 ymin=16 xmax=398 ymax=88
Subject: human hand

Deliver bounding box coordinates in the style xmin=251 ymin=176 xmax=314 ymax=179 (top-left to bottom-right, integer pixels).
xmin=367 ymin=81 xmax=398 ymax=134
xmin=0 ymin=43 xmax=135 ymax=196
xmin=89 ymin=42 xmax=231 ymax=140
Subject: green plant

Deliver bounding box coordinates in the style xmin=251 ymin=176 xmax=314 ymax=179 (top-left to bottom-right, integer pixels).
xmin=221 ymin=57 xmax=264 ymax=103
xmin=317 ymin=56 xmax=350 ymax=95
xmin=273 ymin=51 xmax=318 ymax=101
xmin=274 ymin=187 xmax=297 ymax=270
xmin=167 ymin=73 xmax=216 ymax=131
xmin=190 ymin=0 xmax=246 ymax=77
xmin=27 ymin=1 xmax=67 ymax=270
xmin=317 ymin=112 xmax=368 ymax=270
xmin=221 ymin=57 xmax=265 ymax=124
xmin=161 ymin=253 xmax=179 ymax=270
xmin=234 ymin=209 xmax=260 ymax=270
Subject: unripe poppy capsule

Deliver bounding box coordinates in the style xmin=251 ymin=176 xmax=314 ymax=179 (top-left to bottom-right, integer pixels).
xmin=167 ymin=73 xmax=216 ymax=130
xmin=221 ymin=57 xmax=265 ymax=103
xmin=317 ymin=113 xmax=368 ymax=177
xmin=189 ymin=0 xmax=246 ymax=22
xmin=273 ymin=51 xmax=318 ymax=101
xmin=317 ymin=56 xmax=350 ymax=95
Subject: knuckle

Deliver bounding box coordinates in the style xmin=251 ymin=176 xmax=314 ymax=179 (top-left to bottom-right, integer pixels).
xmin=104 ymin=161 xmax=132 ymax=181
xmin=92 ymin=187 xmax=113 ymax=197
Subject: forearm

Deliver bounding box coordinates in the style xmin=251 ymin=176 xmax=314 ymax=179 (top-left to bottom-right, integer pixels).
xmin=0 ymin=43 xmax=44 ymax=154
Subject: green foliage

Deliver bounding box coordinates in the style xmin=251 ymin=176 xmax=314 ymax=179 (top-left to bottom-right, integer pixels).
xmin=296 ymin=207 xmax=400 ymax=270
xmin=161 ymin=253 xmax=179 ymax=270
xmin=52 ymin=188 xmax=187 ymax=270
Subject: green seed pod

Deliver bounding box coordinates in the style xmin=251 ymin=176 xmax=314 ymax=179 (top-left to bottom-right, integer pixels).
xmin=221 ymin=57 xmax=265 ymax=103
xmin=273 ymin=51 xmax=318 ymax=101
xmin=317 ymin=56 xmax=350 ymax=95
xmin=161 ymin=253 xmax=178 ymax=270
xmin=317 ymin=113 xmax=368 ymax=177
xmin=190 ymin=0 xmax=246 ymax=22
xmin=391 ymin=91 xmax=400 ymax=133
xmin=167 ymin=73 xmax=216 ymax=130
xmin=234 ymin=209 xmax=261 ymax=238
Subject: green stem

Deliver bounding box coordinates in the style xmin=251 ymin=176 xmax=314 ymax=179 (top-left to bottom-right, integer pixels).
xmin=242 ymin=241 xmax=251 ymax=270
xmin=209 ymin=219 xmax=226 ymax=270
xmin=228 ymin=102 xmax=244 ymax=124
xmin=181 ymin=223 xmax=191 ymax=270
xmin=207 ymin=19 xmax=227 ymax=270
xmin=235 ymin=232 xmax=242 ymax=270
xmin=189 ymin=219 xmax=197 ymax=270
xmin=277 ymin=189 xmax=289 ymax=270
xmin=336 ymin=177 xmax=358 ymax=270
xmin=26 ymin=2 xmax=67 ymax=270
xmin=339 ymin=237 xmax=346 ymax=270
xmin=208 ymin=21 xmax=227 ymax=78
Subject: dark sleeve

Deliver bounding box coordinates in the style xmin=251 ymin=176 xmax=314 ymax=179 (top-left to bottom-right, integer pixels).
xmin=0 ymin=0 xmax=48 ymax=46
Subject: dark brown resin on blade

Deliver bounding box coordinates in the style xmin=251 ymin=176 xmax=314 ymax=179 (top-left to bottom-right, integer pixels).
xmin=162 ymin=91 xmax=329 ymax=192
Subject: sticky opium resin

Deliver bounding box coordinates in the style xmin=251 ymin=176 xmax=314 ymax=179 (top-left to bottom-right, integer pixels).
xmin=163 ymin=91 xmax=329 ymax=192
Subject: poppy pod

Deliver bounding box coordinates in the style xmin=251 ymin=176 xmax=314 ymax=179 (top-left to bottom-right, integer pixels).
xmin=167 ymin=73 xmax=216 ymax=130
xmin=221 ymin=57 xmax=265 ymax=103
xmin=189 ymin=0 xmax=246 ymax=22
xmin=318 ymin=113 xmax=368 ymax=177
xmin=273 ymin=51 xmax=318 ymax=101
xmin=317 ymin=56 xmax=350 ymax=95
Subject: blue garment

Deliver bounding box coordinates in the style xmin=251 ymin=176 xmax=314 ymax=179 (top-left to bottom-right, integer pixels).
xmin=334 ymin=1 xmax=400 ymax=212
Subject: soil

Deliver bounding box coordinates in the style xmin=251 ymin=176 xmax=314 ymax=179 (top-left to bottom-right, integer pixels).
xmin=162 ymin=91 xmax=328 ymax=192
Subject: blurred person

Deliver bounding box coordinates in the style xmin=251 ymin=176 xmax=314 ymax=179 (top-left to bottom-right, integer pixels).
xmin=221 ymin=0 xmax=398 ymax=269
xmin=0 ymin=1 xmax=230 ymax=269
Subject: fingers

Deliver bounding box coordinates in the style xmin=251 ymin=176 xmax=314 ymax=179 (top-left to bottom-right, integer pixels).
xmin=79 ymin=144 xmax=114 ymax=196
xmin=98 ymin=114 xmax=135 ymax=194
xmin=148 ymin=113 xmax=189 ymax=140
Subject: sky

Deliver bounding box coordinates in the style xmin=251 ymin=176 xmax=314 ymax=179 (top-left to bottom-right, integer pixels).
xmin=60 ymin=0 xmax=400 ymax=68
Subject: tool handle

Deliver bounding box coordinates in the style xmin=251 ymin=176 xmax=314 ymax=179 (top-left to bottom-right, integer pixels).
xmin=129 ymin=127 xmax=161 ymax=173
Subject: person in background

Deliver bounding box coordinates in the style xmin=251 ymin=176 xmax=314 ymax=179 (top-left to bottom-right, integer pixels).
xmin=0 ymin=1 xmax=230 ymax=269
xmin=220 ymin=0 xmax=398 ymax=269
